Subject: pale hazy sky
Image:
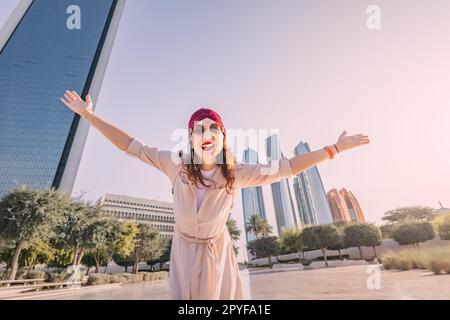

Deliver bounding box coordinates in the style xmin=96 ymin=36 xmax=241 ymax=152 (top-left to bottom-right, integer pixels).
xmin=1 ymin=1 xmax=449 ymax=234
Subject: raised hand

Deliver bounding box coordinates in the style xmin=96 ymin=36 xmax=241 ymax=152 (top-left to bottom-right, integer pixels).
xmin=336 ymin=130 xmax=370 ymax=153
xmin=60 ymin=90 xmax=93 ymax=118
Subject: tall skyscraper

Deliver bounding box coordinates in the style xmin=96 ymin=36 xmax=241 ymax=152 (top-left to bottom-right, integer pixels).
xmin=293 ymin=141 xmax=334 ymax=225
xmin=293 ymin=176 xmax=317 ymax=225
xmin=0 ymin=0 xmax=126 ymax=198
xmin=241 ymin=148 xmax=267 ymax=242
xmin=266 ymin=134 xmax=299 ymax=235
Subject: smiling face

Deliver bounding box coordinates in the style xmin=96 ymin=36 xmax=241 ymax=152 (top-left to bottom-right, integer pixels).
xmin=190 ymin=117 xmax=225 ymax=166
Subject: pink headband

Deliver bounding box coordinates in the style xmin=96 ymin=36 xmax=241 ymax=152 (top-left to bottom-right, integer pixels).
xmin=188 ymin=108 xmax=226 ymax=135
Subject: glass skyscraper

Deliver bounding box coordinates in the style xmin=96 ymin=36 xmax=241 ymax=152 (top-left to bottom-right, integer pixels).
xmin=266 ymin=134 xmax=300 ymax=235
xmin=293 ymin=175 xmax=317 ymax=225
xmin=241 ymin=148 xmax=267 ymax=242
xmin=293 ymin=141 xmax=334 ymax=225
xmin=0 ymin=0 xmax=126 ymax=198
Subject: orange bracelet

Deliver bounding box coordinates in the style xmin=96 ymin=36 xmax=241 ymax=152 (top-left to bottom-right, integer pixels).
xmin=324 ymin=146 xmax=334 ymax=159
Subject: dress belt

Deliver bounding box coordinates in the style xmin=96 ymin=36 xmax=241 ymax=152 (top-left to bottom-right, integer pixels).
xmin=178 ymin=228 xmax=226 ymax=299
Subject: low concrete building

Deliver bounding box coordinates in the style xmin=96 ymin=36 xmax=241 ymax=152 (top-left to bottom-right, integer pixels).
xmin=96 ymin=193 xmax=174 ymax=240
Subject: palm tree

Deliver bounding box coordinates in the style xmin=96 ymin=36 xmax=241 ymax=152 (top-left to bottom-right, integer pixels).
xmin=245 ymin=214 xmax=273 ymax=240
xmin=260 ymin=220 xmax=273 ymax=238
xmin=226 ymin=218 xmax=241 ymax=256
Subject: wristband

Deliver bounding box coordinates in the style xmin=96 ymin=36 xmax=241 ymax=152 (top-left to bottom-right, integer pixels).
xmin=324 ymin=146 xmax=334 ymax=159
xmin=334 ymin=143 xmax=340 ymax=153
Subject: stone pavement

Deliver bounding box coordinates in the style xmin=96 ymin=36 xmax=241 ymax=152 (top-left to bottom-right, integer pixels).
xmin=24 ymin=264 xmax=450 ymax=300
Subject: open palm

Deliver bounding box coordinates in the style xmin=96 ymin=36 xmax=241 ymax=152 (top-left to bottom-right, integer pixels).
xmin=60 ymin=90 xmax=93 ymax=117
xmin=336 ymin=130 xmax=370 ymax=152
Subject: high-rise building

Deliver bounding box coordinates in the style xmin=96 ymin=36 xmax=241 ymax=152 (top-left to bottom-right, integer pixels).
xmin=96 ymin=193 xmax=175 ymax=240
xmin=327 ymin=187 xmax=365 ymax=223
xmin=241 ymin=148 xmax=267 ymax=242
xmin=0 ymin=0 xmax=126 ymax=198
xmin=266 ymin=134 xmax=299 ymax=235
xmin=293 ymin=141 xmax=334 ymax=225
xmin=293 ymin=176 xmax=317 ymax=225
xmin=327 ymin=188 xmax=352 ymax=223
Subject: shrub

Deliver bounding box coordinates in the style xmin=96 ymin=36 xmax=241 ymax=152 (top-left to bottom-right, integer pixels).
xmin=436 ymin=215 xmax=450 ymax=240
xmin=381 ymin=245 xmax=450 ymax=275
xmin=428 ymin=260 xmax=444 ymax=275
xmin=299 ymin=259 xmax=312 ymax=266
xmin=23 ymin=270 xmax=45 ymax=279
xmin=87 ymin=273 xmax=110 ymax=286
xmin=45 ymin=270 xmax=70 ymax=283
xmin=380 ymin=255 xmax=396 ymax=269
xmin=391 ymin=222 xmax=435 ymax=247
xmin=397 ymin=258 xmax=413 ymax=271
xmin=0 ymin=271 xmax=11 ymax=282
xmin=86 ymin=271 xmax=168 ymax=286
xmin=442 ymin=262 xmax=450 ymax=274
xmin=314 ymin=255 xmax=349 ymax=261
xmin=15 ymin=269 xmax=26 ymax=279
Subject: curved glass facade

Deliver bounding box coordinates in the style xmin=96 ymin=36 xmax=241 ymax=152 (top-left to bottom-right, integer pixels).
xmin=241 ymin=148 xmax=267 ymax=242
xmin=266 ymin=134 xmax=299 ymax=234
xmin=0 ymin=0 xmax=118 ymax=198
xmin=294 ymin=141 xmax=334 ymax=225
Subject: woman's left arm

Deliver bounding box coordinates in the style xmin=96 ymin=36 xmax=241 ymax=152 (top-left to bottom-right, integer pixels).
xmin=288 ymin=130 xmax=370 ymax=176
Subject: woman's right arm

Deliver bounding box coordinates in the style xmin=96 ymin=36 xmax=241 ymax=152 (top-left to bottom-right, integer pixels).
xmin=60 ymin=90 xmax=132 ymax=151
xmin=59 ymin=90 xmax=182 ymax=184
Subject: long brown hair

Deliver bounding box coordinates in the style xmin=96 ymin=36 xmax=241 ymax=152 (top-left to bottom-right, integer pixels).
xmin=178 ymin=134 xmax=236 ymax=194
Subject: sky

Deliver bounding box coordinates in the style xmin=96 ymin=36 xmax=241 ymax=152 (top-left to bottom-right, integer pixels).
xmin=1 ymin=1 xmax=449 ymax=257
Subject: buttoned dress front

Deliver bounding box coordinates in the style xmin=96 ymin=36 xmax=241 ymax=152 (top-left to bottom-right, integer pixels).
xmin=125 ymin=137 xmax=293 ymax=300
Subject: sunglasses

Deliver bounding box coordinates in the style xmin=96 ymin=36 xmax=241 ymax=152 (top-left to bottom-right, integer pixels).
xmin=189 ymin=123 xmax=223 ymax=135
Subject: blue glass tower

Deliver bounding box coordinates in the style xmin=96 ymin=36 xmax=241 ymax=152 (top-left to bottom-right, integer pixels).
xmin=266 ymin=134 xmax=300 ymax=235
xmin=293 ymin=141 xmax=334 ymax=225
xmin=0 ymin=0 xmax=126 ymax=198
xmin=241 ymin=148 xmax=267 ymax=242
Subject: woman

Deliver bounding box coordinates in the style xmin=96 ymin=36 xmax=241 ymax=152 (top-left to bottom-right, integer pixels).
xmin=60 ymin=90 xmax=370 ymax=299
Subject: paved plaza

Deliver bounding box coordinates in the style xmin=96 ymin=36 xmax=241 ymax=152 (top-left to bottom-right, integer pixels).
xmin=13 ymin=264 xmax=448 ymax=300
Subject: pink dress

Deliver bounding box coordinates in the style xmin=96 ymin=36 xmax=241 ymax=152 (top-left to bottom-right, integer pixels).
xmin=125 ymin=137 xmax=293 ymax=299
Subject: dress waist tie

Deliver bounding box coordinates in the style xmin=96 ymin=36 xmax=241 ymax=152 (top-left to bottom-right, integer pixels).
xmin=178 ymin=228 xmax=226 ymax=299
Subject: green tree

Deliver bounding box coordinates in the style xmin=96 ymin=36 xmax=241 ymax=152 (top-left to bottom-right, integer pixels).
xmin=0 ymin=185 xmax=70 ymax=280
xmin=300 ymin=224 xmax=340 ymax=267
xmin=147 ymin=238 xmax=172 ymax=271
xmin=328 ymin=223 xmax=346 ymax=260
xmin=380 ymin=224 xmax=396 ymax=239
xmin=343 ymin=223 xmax=382 ymax=259
xmin=115 ymin=222 xmax=138 ymax=257
xmin=226 ymin=217 xmax=241 ymax=256
xmin=391 ymin=221 xmax=435 ymax=248
xmin=82 ymin=250 xmax=108 ymax=274
xmin=52 ymin=200 xmax=100 ymax=267
xmin=250 ymin=236 xmax=279 ymax=266
xmin=20 ymin=240 xmax=54 ymax=269
xmin=88 ymin=218 xmax=128 ymax=273
xmin=47 ymin=248 xmax=74 ymax=268
xmin=0 ymin=240 xmax=15 ymax=270
xmin=382 ymin=206 xmax=436 ymax=224
xmin=437 ymin=215 xmax=450 ymax=240
xmin=279 ymin=227 xmax=304 ymax=259
xmin=112 ymin=253 xmax=134 ymax=273
xmin=132 ymin=224 xmax=163 ymax=274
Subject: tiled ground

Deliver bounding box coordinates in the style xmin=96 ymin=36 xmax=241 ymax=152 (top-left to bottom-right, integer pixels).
xmin=49 ymin=264 xmax=450 ymax=300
